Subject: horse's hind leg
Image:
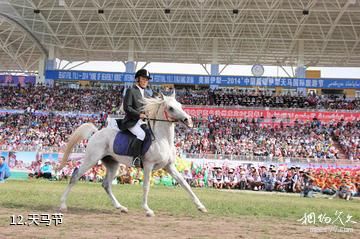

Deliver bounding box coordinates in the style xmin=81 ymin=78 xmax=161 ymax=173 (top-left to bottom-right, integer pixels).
xmin=101 ymin=156 xmax=128 ymax=213
xmin=59 ymin=152 xmax=102 ymax=212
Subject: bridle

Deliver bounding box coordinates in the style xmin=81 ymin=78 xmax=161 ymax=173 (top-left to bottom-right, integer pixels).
xmin=149 ymin=102 xmax=176 ymax=122
xmin=146 ymin=117 xmax=178 ymax=123
xmin=145 ymin=102 xmax=192 ymax=141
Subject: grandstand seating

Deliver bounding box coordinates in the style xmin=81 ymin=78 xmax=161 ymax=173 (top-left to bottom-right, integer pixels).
xmin=1 ymin=85 xmax=359 ymax=161
xmin=1 ymin=85 xmax=359 ymax=113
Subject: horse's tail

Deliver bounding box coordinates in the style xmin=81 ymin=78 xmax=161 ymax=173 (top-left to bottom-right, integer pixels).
xmin=57 ymin=123 xmax=98 ymax=170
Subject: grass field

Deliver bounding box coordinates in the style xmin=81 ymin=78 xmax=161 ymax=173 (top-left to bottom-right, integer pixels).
xmin=0 ymin=180 xmax=359 ymax=239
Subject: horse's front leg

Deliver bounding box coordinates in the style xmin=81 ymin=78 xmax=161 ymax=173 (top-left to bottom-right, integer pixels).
xmin=142 ymin=163 xmax=154 ymax=217
xmin=165 ymin=163 xmax=207 ymax=213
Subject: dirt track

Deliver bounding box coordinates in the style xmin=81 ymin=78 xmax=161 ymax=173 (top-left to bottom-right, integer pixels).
xmin=0 ymin=207 xmax=358 ymax=239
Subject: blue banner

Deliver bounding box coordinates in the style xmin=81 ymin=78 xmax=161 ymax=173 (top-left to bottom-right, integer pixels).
xmin=45 ymin=70 xmax=360 ymax=89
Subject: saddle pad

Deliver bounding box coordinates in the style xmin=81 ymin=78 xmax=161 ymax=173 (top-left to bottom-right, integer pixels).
xmin=113 ymin=130 xmax=152 ymax=156
xmin=113 ymin=131 xmax=131 ymax=155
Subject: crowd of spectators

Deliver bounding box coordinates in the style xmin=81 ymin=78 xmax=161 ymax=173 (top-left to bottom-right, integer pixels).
xmin=0 ymin=112 xmax=106 ymax=151
xmin=27 ymin=158 xmax=159 ymax=185
xmin=180 ymin=163 xmax=359 ymax=199
xmin=1 ymin=84 xmax=358 ymax=201
xmin=18 ymin=152 xmax=360 ymax=199
xmin=175 ymin=117 xmax=359 ymax=161
xmin=27 ymin=158 xmax=106 ymax=182
xmin=1 ymin=85 xmax=359 ymax=112
xmin=17 ymin=153 xmax=360 ymax=199
xmin=56 ymin=158 xmax=360 ymax=200
xmin=0 ymin=84 xmax=123 ymax=113
xmin=333 ymin=121 xmax=360 ymax=161
xmin=1 ymin=111 xmax=359 ymax=161
xmin=176 ymin=88 xmax=360 ymax=110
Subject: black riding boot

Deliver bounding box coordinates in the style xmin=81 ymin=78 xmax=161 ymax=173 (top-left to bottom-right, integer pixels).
xmin=131 ymin=139 xmax=143 ymax=168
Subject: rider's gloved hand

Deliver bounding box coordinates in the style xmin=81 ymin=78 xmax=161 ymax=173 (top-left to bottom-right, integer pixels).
xmin=140 ymin=113 xmax=147 ymax=120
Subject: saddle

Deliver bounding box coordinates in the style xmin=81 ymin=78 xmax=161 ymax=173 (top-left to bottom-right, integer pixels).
xmin=113 ymin=127 xmax=152 ymax=157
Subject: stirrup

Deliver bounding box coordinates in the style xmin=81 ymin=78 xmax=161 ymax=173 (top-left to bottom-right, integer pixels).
xmin=132 ymin=156 xmax=142 ymax=168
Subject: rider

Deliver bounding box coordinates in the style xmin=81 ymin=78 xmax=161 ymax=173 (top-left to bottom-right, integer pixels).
xmin=119 ymin=69 xmax=151 ymax=168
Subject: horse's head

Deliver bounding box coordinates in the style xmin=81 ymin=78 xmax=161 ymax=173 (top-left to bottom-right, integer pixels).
xmin=143 ymin=90 xmax=193 ymax=128
xmin=160 ymin=91 xmax=193 ymax=128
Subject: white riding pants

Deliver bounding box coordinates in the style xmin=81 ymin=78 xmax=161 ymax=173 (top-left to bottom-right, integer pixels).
xmin=128 ymin=119 xmax=146 ymax=141
xmin=106 ymin=118 xmax=119 ymax=130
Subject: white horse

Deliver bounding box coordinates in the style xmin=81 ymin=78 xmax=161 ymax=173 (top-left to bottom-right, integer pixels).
xmin=58 ymin=92 xmax=207 ymax=216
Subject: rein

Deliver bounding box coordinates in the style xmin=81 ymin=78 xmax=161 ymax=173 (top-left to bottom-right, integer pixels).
xmin=146 ymin=117 xmax=177 ymax=141
xmin=146 ymin=118 xmax=178 ymax=123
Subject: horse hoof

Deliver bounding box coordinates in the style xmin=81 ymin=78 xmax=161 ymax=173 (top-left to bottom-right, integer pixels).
xmin=146 ymin=211 xmax=155 ymax=217
xmin=58 ymin=206 xmax=67 ymax=213
xmin=198 ymin=207 xmax=208 ymax=213
xmin=120 ymin=207 xmax=128 ymax=213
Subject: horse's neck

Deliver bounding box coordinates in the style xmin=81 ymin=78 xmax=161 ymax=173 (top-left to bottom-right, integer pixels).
xmin=153 ymin=122 xmax=174 ymax=145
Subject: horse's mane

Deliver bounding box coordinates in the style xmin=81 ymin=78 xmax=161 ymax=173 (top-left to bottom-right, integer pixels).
xmin=142 ymin=97 xmax=165 ymax=118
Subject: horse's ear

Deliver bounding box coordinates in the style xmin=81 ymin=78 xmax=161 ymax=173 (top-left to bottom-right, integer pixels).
xmin=159 ymin=93 xmax=165 ymax=100
xmin=171 ymin=89 xmax=176 ymax=98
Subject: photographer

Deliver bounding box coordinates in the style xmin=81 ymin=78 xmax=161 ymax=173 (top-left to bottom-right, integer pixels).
xmin=0 ymin=156 xmax=11 ymax=183
xmin=40 ymin=159 xmax=53 ymax=179
xmin=302 ymin=170 xmax=315 ymax=197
